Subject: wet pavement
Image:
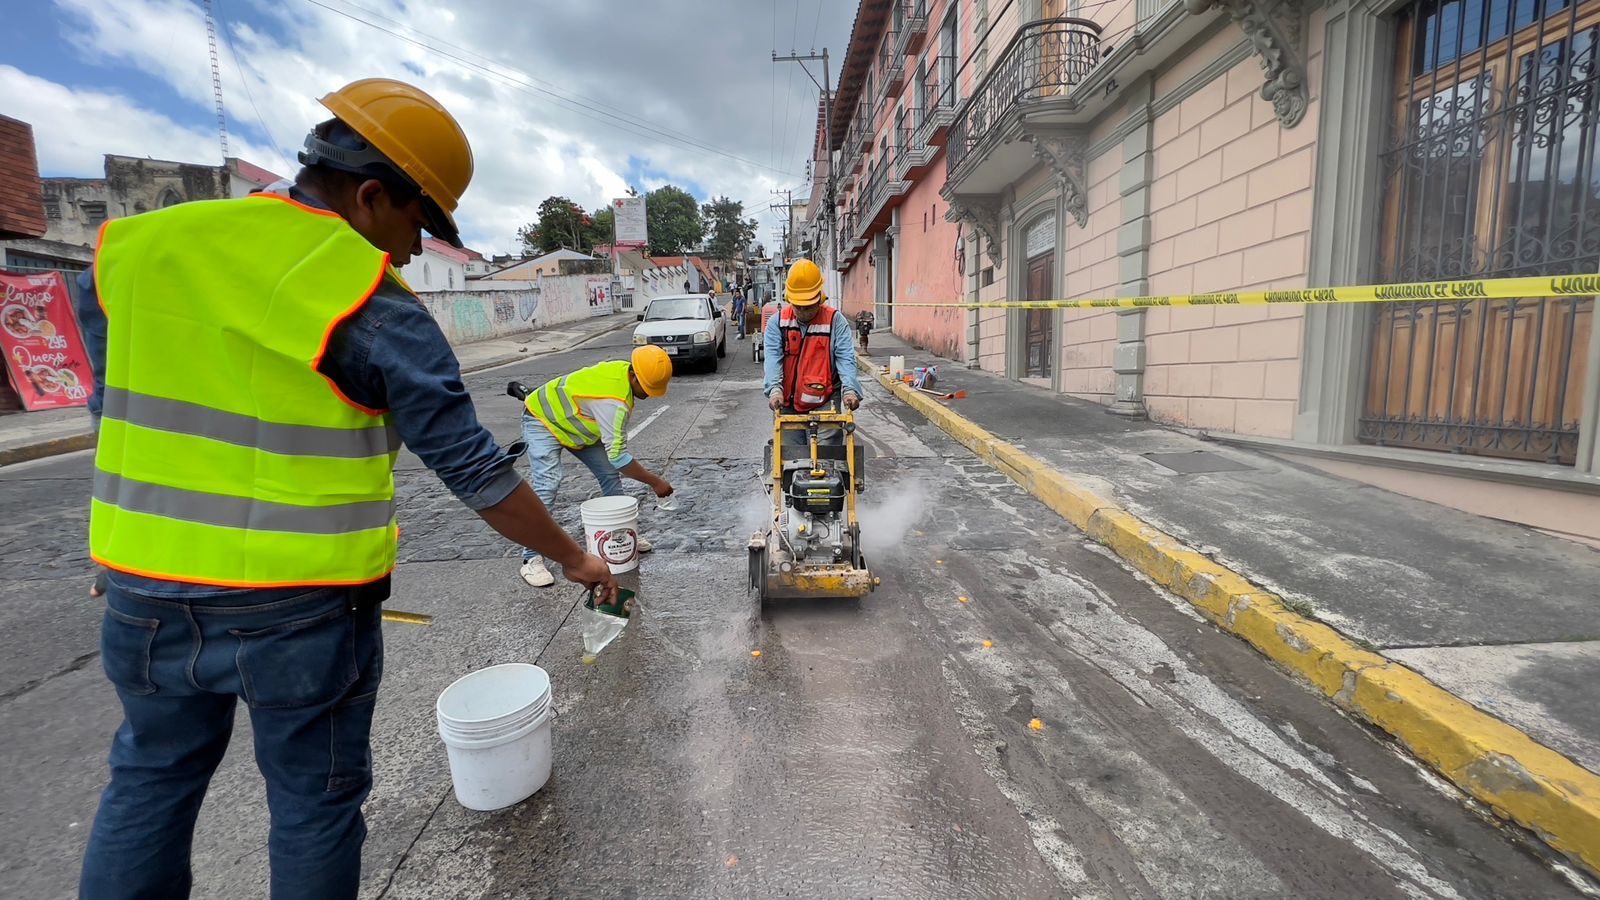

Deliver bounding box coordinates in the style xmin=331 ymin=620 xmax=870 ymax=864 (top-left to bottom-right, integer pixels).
xmin=0 ymin=327 xmax=1594 ymax=898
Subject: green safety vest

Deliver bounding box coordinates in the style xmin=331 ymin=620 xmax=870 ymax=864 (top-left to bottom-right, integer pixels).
xmin=526 ymin=360 xmax=634 ymax=450
xmin=90 ymin=194 xmax=401 ymax=587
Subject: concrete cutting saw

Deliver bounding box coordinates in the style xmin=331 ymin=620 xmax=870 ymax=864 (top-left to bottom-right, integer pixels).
xmin=748 ymin=404 xmax=878 ymax=605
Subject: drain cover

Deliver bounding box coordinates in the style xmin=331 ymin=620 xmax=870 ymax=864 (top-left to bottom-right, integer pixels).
xmin=1143 ymin=450 xmax=1256 ymax=474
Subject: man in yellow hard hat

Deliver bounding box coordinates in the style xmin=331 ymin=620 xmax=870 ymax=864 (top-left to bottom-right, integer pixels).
xmin=763 ymin=259 xmax=862 ymax=433
xmin=517 ymin=345 xmax=676 ymax=587
xmin=74 ymin=79 xmax=616 ymax=900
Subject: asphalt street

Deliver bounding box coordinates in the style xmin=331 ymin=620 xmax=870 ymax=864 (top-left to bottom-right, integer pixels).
xmin=0 ymin=322 xmax=1592 ymax=899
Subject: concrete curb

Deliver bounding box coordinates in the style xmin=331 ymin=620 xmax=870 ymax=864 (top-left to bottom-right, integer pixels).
xmin=0 ymin=429 xmax=96 ymax=467
xmin=869 ymin=364 xmax=1600 ymax=878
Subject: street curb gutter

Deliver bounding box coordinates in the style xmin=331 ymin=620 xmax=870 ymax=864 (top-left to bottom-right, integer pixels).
xmin=869 ymin=365 xmax=1600 ymax=879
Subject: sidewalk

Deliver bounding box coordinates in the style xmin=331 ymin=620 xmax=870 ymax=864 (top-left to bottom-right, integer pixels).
xmin=863 ymin=332 xmax=1600 ymax=877
xmin=0 ymin=313 xmax=634 ymax=467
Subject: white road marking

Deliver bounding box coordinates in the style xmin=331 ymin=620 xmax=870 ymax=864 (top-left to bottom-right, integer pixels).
xmin=628 ymin=405 xmax=670 ymax=440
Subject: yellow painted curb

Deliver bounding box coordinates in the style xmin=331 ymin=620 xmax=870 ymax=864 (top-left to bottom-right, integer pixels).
xmin=869 ymin=363 xmax=1600 ymax=877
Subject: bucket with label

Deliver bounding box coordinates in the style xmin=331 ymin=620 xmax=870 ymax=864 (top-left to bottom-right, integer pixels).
xmin=435 ymin=663 xmax=554 ymax=811
xmin=580 ymin=495 xmax=641 ymax=573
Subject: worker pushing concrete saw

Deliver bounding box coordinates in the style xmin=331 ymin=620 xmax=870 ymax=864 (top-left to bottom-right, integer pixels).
xmin=749 ymin=260 xmax=877 ymax=603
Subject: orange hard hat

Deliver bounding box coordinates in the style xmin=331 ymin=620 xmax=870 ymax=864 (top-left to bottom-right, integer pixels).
xmin=631 ymin=345 xmax=672 ymax=397
xmin=312 ymin=79 xmax=474 ymax=247
xmin=785 ymin=258 xmax=825 ymax=306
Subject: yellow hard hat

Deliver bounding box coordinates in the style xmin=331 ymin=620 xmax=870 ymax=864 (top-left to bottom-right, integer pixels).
xmin=785 ymin=258 xmax=825 ymax=306
xmin=630 ymin=345 xmax=672 ymax=397
xmin=315 ymin=79 xmax=474 ymax=247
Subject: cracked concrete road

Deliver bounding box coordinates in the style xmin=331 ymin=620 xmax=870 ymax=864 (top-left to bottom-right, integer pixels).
xmin=0 ymin=327 xmax=1593 ymax=899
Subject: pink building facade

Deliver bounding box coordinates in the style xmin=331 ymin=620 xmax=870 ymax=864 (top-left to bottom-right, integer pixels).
xmin=825 ymin=0 xmax=1600 ymax=540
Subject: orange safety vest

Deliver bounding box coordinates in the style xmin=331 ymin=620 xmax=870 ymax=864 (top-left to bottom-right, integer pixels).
xmin=779 ymin=305 xmax=837 ymax=411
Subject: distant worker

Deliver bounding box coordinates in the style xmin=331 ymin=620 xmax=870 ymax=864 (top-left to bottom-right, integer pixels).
xmin=75 ymin=79 xmax=616 ymax=900
xmin=518 ymin=346 xmax=676 ymax=588
xmin=764 ymin=259 xmax=863 ymax=441
xmin=732 ymin=284 xmax=749 ymax=340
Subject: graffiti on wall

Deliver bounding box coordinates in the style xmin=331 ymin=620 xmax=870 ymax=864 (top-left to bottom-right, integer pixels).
xmin=493 ymin=295 xmax=516 ymax=324
xmin=518 ymin=292 xmax=539 ymax=322
xmin=451 ymin=299 xmax=494 ymax=343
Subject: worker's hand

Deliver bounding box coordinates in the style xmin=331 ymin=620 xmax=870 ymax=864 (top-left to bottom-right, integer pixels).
xmin=563 ymin=553 xmax=618 ymax=604
xmin=651 ymin=477 xmax=674 ymax=498
xmin=768 ymin=392 xmax=783 ymax=411
xmin=844 ymin=392 xmax=861 ymax=411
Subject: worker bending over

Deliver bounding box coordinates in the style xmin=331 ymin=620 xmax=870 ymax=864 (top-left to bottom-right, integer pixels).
xmin=519 ymin=346 xmax=676 ymax=587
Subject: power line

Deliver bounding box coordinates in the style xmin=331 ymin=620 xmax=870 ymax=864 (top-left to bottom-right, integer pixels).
xmin=300 ymin=0 xmax=802 ymax=178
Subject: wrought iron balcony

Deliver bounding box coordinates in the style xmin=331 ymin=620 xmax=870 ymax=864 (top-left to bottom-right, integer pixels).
xmin=856 ymin=144 xmax=910 ymax=241
xmin=913 ymin=57 xmax=957 ymax=147
xmin=946 ymin=18 xmax=1102 ymax=178
xmin=893 ymin=0 xmax=928 ymax=57
xmin=850 ymin=98 xmax=874 ymax=154
xmin=881 ymin=38 xmax=905 ymax=96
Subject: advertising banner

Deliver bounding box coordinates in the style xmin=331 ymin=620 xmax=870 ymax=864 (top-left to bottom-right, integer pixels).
xmin=0 ymin=270 xmax=92 ymax=411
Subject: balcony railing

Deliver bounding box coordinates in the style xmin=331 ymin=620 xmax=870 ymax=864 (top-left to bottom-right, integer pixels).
xmin=946 ymin=18 xmax=1102 ymax=176
xmin=913 ymin=57 xmax=957 ymax=146
xmin=856 ymin=144 xmax=910 ymax=240
xmin=881 ymin=37 xmax=904 ymax=96
xmin=893 ymin=0 xmax=929 ymax=57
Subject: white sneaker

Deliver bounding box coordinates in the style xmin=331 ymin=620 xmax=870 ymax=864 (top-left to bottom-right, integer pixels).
xmin=636 ymin=537 xmax=654 ymax=554
xmin=519 ymin=559 xmax=555 ymax=587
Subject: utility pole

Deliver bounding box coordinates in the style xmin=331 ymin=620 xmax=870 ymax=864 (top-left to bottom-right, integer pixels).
xmin=772 ymin=49 xmax=834 ymax=273
xmin=769 ymin=188 xmax=793 ymax=264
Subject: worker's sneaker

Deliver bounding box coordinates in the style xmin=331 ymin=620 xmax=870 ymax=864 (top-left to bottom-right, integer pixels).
xmin=519 ymin=559 xmax=555 ymax=587
xmin=636 ymin=537 xmax=654 ymax=554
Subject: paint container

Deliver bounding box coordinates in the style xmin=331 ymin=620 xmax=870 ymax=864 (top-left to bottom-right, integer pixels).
xmin=580 ymin=495 xmax=640 ymax=574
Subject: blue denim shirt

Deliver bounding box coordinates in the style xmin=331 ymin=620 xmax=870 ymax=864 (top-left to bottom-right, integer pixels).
xmin=761 ymin=306 xmax=863 ymax=401
xmin=79 ymin=188 xmax=523 ymax=597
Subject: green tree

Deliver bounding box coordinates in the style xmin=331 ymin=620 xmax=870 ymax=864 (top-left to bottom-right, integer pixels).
xmin=517 ymin=196 xmax=591 ymax=254
xmin=645 ymin=185 xmax=703 ymax=255
xmin=585 ymin=205 xmax=615 ymax=250
xmin=700 ymin=195 xmax=758 ymax=261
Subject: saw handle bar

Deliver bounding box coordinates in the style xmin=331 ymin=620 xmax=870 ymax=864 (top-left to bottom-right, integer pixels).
xmin=506 ymin=381 xmax=533 ymax=401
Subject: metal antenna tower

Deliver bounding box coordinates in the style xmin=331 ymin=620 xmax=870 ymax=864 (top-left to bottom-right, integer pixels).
xmin=203 ymin=0 xmax=230 ymax=161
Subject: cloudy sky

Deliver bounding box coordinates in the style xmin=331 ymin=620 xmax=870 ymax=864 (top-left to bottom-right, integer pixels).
xmin=3 ymin=0 xmax=852 ymax=254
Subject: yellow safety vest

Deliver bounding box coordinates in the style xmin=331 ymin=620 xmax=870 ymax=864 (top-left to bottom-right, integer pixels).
xmin=91 ymin=194 xmax=400 ymax=587
xmin=525 ymin=360 xmax=634 ymax=450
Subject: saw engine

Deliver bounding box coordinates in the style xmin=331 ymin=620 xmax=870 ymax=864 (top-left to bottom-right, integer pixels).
xmin=783 ymin=466 xmax=852 ymax=562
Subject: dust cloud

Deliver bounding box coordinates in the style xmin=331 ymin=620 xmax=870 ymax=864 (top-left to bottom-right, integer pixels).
xmin=857 ymin=480 xmax=931 ymax=560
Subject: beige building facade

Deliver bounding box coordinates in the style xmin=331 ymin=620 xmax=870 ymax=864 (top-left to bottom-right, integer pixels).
xmin=843 ymin=0 xmax=1600 ymax=540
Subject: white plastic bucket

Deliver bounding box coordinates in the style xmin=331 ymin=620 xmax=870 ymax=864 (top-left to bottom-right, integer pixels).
xmin=581 ymin=495 xmax=641 ymax=573
xmin=436 ymin=663 xmax=555 ymax=811
xmin=889 ymin=355 xmax=907 ymax=379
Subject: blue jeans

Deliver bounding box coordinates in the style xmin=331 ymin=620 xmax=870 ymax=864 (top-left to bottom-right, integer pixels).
xmin=521 ymin=413 xmax=623 ymax=563
xmin=80 ymin=576 xmax=383 ymax=900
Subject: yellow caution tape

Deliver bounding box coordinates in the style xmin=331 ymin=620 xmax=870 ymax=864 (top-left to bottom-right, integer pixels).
xmin=864 ymin=274 xmax=1600 ymax=311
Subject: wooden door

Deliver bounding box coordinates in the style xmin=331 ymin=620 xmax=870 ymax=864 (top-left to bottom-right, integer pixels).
xmin=1025 ymin=252 xmax=1053 ymax=378
xmin=1365 ymin=0 xmax=1600 ymax=465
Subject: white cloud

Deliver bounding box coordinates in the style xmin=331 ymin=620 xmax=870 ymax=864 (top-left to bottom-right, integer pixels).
xmin=31 ymin=0 xmax=837 ymax=254
xmin=0 ymin=65 xmax=279 ymax=175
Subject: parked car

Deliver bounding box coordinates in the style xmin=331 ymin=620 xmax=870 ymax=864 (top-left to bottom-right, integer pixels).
xmin=632 ymin=293 xmax=726 ymax=372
